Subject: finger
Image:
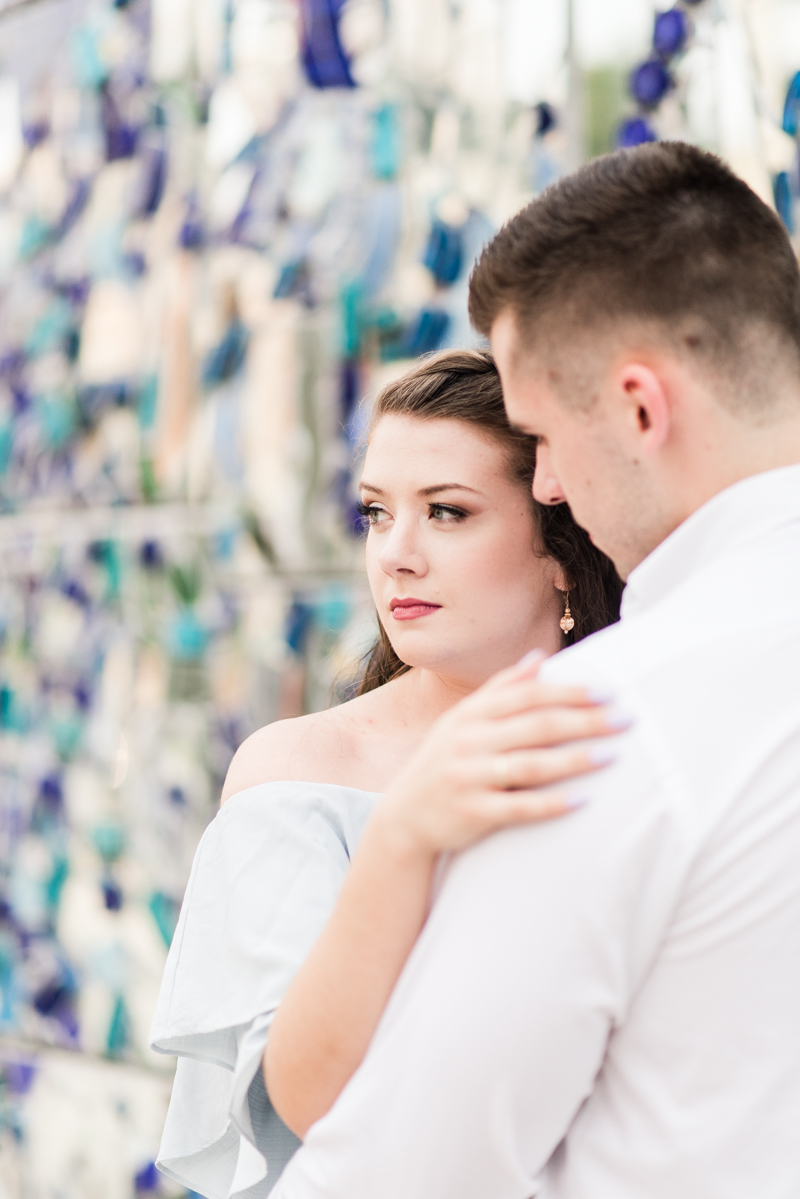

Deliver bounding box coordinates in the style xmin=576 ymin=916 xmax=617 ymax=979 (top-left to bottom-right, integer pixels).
xmin=476 ymin=678 xmax=614 ymax=721
xmin=480 ymin=649 xmax=546 ymax=688
xmin=461 ymin=650 xmax=552 ymax=706
xmin=452 ymin=657 xmax=544 ymax=717
xmin=483 ymin=743 xmax=615 ymax=791
xmin=474 ymin=706 xmax=622 ymax=755
xmin=483 ymin=786 xmax=591 ymax=827
xmin=507 ymin=648 xmax=547 ymax=678
xmin=494 ymin=743 xmax=614 ymax=791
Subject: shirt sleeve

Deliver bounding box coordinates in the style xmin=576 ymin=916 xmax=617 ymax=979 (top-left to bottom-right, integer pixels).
xmin=150 ymin=783 xmax=374 ymax=1199
xmin=269 ymin=732 xmax=692 ymax=1199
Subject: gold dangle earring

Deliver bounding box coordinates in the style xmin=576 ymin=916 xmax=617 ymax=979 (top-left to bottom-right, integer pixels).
xmin=560 ymin=590 xmax=575 ymax=634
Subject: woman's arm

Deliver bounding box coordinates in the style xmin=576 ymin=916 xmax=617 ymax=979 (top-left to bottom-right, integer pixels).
xmin=264 ymin=809 xmax=435 ymax=1138
xmin=264 ymin=655 xmax=624 ymax=1138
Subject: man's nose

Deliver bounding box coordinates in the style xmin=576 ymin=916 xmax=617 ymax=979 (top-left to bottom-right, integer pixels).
xmin=532 ymin=447 xmax=566 ymax=505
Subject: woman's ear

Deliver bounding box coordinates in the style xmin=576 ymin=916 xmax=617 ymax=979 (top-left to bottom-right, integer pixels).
xmin=551 ymin=563 xmax=570 ymax=593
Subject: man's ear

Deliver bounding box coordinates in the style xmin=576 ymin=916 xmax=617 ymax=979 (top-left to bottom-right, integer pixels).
xmin=617 ymin=364 xmax=670 ymax=456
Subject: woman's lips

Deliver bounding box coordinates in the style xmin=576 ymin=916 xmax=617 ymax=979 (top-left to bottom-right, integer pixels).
xmin=390 ymin=598 xmax=442 ymax=621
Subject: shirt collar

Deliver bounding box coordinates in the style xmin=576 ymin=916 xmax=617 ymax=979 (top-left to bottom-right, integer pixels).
xmin=621 ymin=463 xmax=800 ymax=619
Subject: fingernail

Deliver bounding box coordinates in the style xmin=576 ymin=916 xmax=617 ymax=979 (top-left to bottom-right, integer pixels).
xmin=516 ymin=648 xmax=545 ymax=668
xmin=587 ymin=686 xmax=615 ymax=705
xmin=607 ymin=709 xmax=635 ymax=730
xmin=566 ymin=793 xmax=592 ymax=810
xmin=588 ymin=745 xmax=618 ymax=766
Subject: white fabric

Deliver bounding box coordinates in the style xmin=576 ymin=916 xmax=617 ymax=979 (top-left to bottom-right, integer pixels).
xmin=273 ymin=463 xmax=800 ymax=1199
xmin=151 ymin=781 xmax=380 ymax=1199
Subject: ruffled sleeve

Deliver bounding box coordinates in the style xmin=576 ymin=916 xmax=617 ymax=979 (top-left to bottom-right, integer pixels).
xmin=150 ymin=781 xmax=378 ymax=1199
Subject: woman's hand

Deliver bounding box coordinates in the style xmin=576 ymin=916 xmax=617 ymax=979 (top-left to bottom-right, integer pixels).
xmin=375 ymin=651 xmax=628 ymax=862
xmin=266 ymin=653 xmax=627 ymax=1140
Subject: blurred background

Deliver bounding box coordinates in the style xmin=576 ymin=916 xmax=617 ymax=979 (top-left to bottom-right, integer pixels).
xmin=0 ymin=0 xmax=798 ymax=1194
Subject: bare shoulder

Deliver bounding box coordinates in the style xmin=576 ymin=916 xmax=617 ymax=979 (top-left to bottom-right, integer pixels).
xmin=220 ymin=704 xmax=360 ymax=805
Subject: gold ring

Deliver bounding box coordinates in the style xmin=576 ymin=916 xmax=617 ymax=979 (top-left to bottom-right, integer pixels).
xmin=493 ymin=757 xmax=513 ymax=790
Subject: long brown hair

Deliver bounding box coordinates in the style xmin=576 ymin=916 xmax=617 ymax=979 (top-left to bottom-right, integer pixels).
xmin=357 ymin=349 xmax=623 ymax=694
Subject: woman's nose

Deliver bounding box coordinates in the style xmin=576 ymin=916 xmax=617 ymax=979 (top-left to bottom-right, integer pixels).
xmin=532 ymin=446 xmax=566 ymax=505
xmin=377 ymin=520 xmax=427 ymax=577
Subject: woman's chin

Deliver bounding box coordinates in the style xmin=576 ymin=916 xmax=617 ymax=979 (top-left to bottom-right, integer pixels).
xmin=387 ymin=640 xmax=487 ymax=680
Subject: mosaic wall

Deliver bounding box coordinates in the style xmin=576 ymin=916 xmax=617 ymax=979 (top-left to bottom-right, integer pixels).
xmin=0 ymin=0 xmax=544 ymax=1194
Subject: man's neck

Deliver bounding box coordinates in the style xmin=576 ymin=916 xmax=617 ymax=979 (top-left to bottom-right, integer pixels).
xmin=669 ymin=409 xmax=800 ymax=531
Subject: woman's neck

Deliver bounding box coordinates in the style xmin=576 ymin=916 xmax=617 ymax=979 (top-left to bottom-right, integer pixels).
xmin=384 ymin=666 xmax=482 ymax=729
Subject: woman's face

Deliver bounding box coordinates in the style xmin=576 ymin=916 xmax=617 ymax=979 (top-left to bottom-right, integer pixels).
xmin=360 ymin=414 xmax=566 ymax=686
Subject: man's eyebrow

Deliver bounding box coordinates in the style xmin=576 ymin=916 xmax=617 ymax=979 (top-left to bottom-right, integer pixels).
xmin=358 ymin=482 xmax=482 ymax=497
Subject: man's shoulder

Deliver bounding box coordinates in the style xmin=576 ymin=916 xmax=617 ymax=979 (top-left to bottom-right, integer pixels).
xmin=542 ymin=618 xmax=633 ymax=689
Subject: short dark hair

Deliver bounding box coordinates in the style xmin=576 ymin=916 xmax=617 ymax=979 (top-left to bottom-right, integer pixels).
xmin=469 ymin=142 xmax=800 ymax=412
xmin=357 ymin=350 xmax=623 ymax=694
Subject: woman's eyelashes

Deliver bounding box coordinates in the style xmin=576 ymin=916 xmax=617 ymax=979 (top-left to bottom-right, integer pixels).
xmin=355 ymin=500 xmax=389 ymax=526
xmin=356 ymin=500 xmax=469 ymax=526
xmin=428 ymin=503 xmax=468 ymax=523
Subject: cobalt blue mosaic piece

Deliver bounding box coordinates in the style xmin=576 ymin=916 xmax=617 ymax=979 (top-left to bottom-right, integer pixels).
xmin=299 ymin=0 xmax=356 ymax=89
xmin=179 ymin=194 xmax=205 ymax=249
xmin=23 ymin=122 xmax=49 ymax=149
xmin=653 ymin=9 xmax=689 ymax=59
xmin=100 ymin=86 xmax=139 ymax=161
xmin=133 ymin=144 xmax=167 ymax=217
xmin=616 ymin=117 xmax=657 ymax=148
xmin=102 ymin=877 xmax=124 ymax=911
xmin=339 ymin=359 xmax=360 ymax=424
xmin=629 ymin=59 xmax=672 ymax=108
xmin=535 ymin=101 xmax=557 ymax=137
xmin=2 ymin=1059 xmax=36 ymax=1096
xmin=134 ymin=1162 xmax=160 ymax=1192
xmin=139 ymin=540 xmax=163 ymax=570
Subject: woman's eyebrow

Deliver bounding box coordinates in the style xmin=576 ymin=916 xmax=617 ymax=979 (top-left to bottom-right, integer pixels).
xmin=358 ymin=482 xmax=482 ymax=497
xmin=418 ymin=484 xmax=481 ymax=497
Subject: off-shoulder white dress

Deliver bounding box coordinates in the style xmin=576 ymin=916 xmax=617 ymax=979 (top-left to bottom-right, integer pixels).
xmin=150 ymin=781 xmax=381 ymax=1199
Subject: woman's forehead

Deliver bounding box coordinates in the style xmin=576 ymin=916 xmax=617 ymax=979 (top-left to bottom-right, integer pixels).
xmin=365 ymin=413 xmax=508 ymax=473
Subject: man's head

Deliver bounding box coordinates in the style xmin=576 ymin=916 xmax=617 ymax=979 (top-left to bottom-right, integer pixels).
xmin=470 ymin=142 xmax=800 ymax=577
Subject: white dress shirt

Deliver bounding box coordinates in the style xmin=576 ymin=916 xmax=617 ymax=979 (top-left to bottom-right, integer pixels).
xmin=273 ymin=464 xmax=800 ymax=1199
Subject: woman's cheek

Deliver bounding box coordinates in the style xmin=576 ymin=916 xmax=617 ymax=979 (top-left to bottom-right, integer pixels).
xmin=364 ymin=545 xmax=387 ymax=609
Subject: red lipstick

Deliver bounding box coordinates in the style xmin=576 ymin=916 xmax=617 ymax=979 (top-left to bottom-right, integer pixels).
xmin=389 ymin=597 xmax=442 ymax=621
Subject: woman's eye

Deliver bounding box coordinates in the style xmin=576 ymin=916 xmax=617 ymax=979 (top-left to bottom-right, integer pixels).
xmin=429 ymin=504 xmax=467 ymax=523
xmin=356 ymin=501 xmax=390 ymax=526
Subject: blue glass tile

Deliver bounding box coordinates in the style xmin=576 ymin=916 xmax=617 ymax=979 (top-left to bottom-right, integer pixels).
xmin=299 ymin=0 xmax=356 ymax=90
xmin=617 ymin=116 xmax=658 ymax=148
xmin=653 ymin=9 xmax=688 ymax=59
xmin=773 ymin=171 xmax=794 ymax=233
xmin=782 ymin=71 xmax=800 ymax=138
xmin=629 ymin=59 xmax=672 ymax=108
